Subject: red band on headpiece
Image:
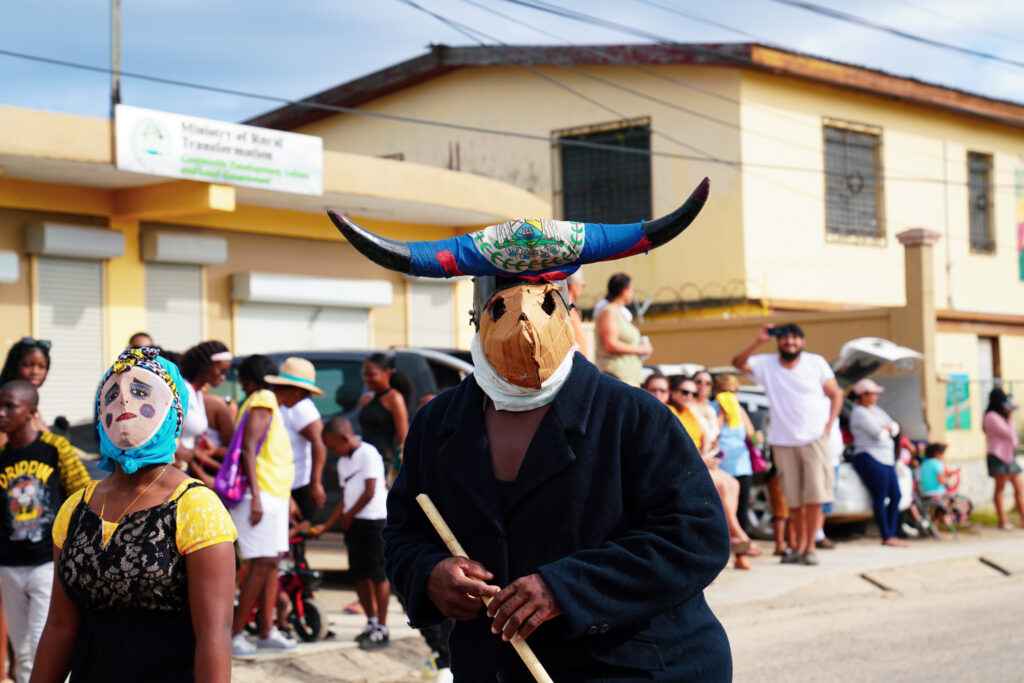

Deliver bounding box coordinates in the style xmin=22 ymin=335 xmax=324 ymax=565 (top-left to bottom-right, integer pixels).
xmin=435 ymin=250 xmax=465 ymax=276
xmin=601 ymin=236 xmax=651 ymax=262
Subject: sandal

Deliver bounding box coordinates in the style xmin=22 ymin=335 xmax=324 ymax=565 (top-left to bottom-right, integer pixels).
xmin=745 ymin=544 xmax=763 ymax=557
xmin=730 ymin=540 xmax=751 ymax=555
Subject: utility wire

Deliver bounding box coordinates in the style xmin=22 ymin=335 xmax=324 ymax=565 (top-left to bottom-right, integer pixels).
xmin=0 ymin=44 xmax=1018 ymax=191
xmin=464 ymin=0 xmax=1003 ymax=184
xmin=766 ymin=0 xmax=1024 ymax=73
xmin=890 ymin=0 xmax=1024 ymax=50
xmin=395 ymin=0 xmax=724 ymax=163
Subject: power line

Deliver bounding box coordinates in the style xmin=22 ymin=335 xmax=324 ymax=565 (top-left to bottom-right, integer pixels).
xmin=766 ymin=0 xmax=1024 ymax=73
xmin=890 ymin=0 xmax=1024 ymax=50
xmin=395 ymin=0 xmax=723 ymax=163
xmin=464 ymin=0 xmax=1013 ymax=186
xmin=0 ymin=45 xmax=1019 ymax=192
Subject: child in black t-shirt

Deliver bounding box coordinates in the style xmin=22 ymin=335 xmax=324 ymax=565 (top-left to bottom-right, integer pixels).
xmin=0 ymin=380 xmax=90 ymax=683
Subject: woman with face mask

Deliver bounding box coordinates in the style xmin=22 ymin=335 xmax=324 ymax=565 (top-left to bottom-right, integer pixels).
xmin=31 ymin=347 xmax=237 ymax=683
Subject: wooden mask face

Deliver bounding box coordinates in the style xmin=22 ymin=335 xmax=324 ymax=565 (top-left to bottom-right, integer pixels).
xmin=478 ymin=283 xmax=575 ymax=389
xmin=99 ymin=365 xmax=174 ymax=450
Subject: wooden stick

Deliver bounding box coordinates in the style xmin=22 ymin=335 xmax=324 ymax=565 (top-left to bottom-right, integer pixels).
xmin=416 ymin=493 xmax=554 ymax=683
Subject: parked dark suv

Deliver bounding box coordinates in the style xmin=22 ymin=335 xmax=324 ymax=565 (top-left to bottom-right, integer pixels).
xmin=211 ymin=348 xmax=473 ymax=524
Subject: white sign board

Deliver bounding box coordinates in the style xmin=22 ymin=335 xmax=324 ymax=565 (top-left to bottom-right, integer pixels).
xmin=115 ymin=104 xmax=323 ymax=196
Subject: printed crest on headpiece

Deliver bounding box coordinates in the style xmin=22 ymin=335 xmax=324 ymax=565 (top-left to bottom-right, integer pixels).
xmin=472 ymin=219 xmax=585 ymax=274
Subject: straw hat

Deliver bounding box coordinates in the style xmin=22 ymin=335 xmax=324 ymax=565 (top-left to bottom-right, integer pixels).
xmin=264 ymin=357 xmax=324 ymax=396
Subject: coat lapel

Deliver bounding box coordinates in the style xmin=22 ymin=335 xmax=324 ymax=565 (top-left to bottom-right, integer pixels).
xmin=433 ymin=377 xmax=503 ymax=534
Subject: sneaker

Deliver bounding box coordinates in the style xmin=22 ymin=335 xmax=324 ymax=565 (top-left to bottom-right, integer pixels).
xmin=355 ymin=623 xmax=375 ymax=643
xmin=800 ymin=551 xmax=819 ymax=566
xmin=257 ymin=626 xmax=298 ymax=650
xmin=780 ymin=550 xmax=801 ymax=564
xmin=359 ymin=626 xmax=390 ymax=651
xmin=231 ymin=633 xmax=257 ymax=656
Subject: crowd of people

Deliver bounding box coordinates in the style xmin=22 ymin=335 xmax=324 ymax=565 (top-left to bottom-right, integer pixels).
xmin=0 ymin=331 xmax=425 ymax=682
xmin=0 ymin=282 xmax=1017 ymax=679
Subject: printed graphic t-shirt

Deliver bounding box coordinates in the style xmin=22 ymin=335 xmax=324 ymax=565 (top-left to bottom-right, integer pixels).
xmin=336 ymin=441 xmax=387 ymax=521
xmin=0 ymin=432 xmax=91 ymax=566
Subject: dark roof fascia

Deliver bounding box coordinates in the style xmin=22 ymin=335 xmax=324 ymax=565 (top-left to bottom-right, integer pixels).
xmin=244 ymin=43 xmax=755 ymax=131
xmin=246 ymin=42 xmax=1024 ymax=132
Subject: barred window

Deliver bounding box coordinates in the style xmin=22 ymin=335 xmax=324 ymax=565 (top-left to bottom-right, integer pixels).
xmin=557 ymin=122 xmax=651 ymax=224
xmin=824 ymin=124 xmax=883 ymax=238
xmin=968 ymin=151 xmax=994 ymax=253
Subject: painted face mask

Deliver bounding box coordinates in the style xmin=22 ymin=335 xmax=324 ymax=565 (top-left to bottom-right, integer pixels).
xmin=479 ymin=283 xmax=575 ymax=389
xmin=95 ymin=347 xmax=187 ymax=474
xmin=100 ymin=365 xmax=174 ymax=450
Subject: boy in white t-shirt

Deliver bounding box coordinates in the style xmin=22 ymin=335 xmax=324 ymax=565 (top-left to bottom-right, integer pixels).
xmin=314 ymin=417 xmax=391 ymax=650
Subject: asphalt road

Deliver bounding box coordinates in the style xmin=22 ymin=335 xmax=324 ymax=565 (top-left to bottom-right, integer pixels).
xmin=719 ymin=570 xmax=1024 ymax=681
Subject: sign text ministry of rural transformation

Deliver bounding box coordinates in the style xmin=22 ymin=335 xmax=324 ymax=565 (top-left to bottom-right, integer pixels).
xmin=115 ymin=104 xmax=323 ymax=196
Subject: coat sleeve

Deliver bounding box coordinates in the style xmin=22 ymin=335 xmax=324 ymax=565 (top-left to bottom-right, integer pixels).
xmin=382 ymin=405 xmax=451 ymax=629
xmin=537 ymin=400 xmax=730 ymax=639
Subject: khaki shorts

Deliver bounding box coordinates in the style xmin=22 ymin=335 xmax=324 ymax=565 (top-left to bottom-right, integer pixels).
xmin=772 ymin=433 xmax=835 ymax=507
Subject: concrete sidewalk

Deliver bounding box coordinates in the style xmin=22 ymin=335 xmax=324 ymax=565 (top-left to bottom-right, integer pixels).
xmin=231 ymin=525 xmax=1024 ymax=680
xmin=707 ymin=524 xmax=1024 ymax=609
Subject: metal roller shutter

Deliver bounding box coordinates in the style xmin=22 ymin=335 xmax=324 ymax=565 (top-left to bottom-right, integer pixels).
xmin=146 ymin=263 xmax=202 ymax=353
xmin=409 ymin=281 xmax=454 ymax=348
xmin=235 ymin=303 xmax=369 ymax=355
xmin=36 ymin=257 xmax=104 ymax=425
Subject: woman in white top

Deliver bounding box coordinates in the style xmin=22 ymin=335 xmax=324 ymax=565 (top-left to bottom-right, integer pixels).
xmin=173 ymin=341 xmax=233 ymax=486
xmin=848 ymin=378 xmax=905 ymax=547
xmin=692 ymin=369 xmax=721 ymax=457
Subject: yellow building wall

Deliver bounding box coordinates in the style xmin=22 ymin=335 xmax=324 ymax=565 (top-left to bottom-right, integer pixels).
xmin=141 ymin=223 xmax=412 ymax=351
xmin=739 ymin=72 xmax=1024 ymax=312
xmin=297 ymin=65 xmax=1024 ymax=313
xmin=297 ymin=65 xmax=749 ymax=312
xmin=935 ymin=331 xmax=984 ymax=461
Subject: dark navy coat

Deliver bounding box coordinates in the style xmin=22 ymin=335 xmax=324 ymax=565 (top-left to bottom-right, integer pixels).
xmin=384 ymin=354 xmax=732 ymax=681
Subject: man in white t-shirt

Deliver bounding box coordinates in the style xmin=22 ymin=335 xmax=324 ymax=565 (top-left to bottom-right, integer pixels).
xmin=733 ymin=323 xmax=843 ymax=566
xmin=315 ymin=417 xmax=391 ymax=651
xmin=266 ymin=358 xmax=328 ymax=520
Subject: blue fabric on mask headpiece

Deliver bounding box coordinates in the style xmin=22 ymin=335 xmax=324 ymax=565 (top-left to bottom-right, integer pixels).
xmin=95 ymin=347 xmax=188 ymax=474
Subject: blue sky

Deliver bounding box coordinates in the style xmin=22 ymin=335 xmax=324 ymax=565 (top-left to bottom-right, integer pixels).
xmin=3 ymin=0 xmax=1024 ymax=124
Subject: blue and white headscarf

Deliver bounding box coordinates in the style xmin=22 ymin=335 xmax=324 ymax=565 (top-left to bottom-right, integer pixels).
xmin=95 ymin=347 xmax=188 ymax=474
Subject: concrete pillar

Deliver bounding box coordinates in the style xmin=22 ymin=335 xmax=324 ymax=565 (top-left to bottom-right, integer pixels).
xmin=894 ymin=228 xmax=945 ymax=441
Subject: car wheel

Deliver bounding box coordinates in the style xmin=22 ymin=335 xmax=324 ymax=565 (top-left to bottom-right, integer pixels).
xmin=745 ymin=482 xmax=775 ymax=540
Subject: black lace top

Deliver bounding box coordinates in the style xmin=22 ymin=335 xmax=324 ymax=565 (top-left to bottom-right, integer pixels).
xmin=57 ymin=481 xmax=205 ymax=682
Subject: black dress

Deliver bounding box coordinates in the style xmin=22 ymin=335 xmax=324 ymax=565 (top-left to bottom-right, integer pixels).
xmin=58 ymin=482 xmax=204 ymax=683
xmin=358 ymin=388 xmax=397 ymax=465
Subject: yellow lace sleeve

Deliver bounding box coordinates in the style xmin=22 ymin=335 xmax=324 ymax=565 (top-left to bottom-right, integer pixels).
xmin=53 ymin=484 xmax=93 ymax=550
xmin=174 ymin=482 xmax=238 ymax=555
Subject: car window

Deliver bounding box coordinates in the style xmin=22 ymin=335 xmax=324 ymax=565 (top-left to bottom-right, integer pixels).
xmin=312 ymin=360 xmax=365 ymax=417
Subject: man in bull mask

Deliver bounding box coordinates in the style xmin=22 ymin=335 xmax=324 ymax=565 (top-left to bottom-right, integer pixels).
xmin=328 ymin=178 xmax=731 ymax=681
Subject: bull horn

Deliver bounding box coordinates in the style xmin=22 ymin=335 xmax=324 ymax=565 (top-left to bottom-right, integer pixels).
xmin=642 ymin=177 xmax=710 ymax=248
xmin=326 ymin=177 xmax=710 ymax=278
xmin=327 ymin=210 xmax=412 ymax=273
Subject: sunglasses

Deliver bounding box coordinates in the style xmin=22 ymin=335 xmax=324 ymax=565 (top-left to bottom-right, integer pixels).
xmin=19 ymin=337 xmax=52 ymax=351
xmin=675 ymin=389 xmax=697 ymax=397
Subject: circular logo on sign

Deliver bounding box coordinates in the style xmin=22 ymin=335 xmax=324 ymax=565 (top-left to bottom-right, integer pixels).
xmin=132 ymin=118 xmax=171 ymax=170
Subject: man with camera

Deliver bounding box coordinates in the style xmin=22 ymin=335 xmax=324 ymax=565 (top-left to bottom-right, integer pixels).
xmin=732 ymin=323 xmax=843 ymax=566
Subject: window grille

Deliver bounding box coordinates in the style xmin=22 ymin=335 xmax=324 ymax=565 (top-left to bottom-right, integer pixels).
xmin=824 ymin=124 xmax=883 ymax=238
xmin=558 ymin=123 xmax=652 ymax=224
xmin=968 ymin=152 xmax=994 ymax=253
